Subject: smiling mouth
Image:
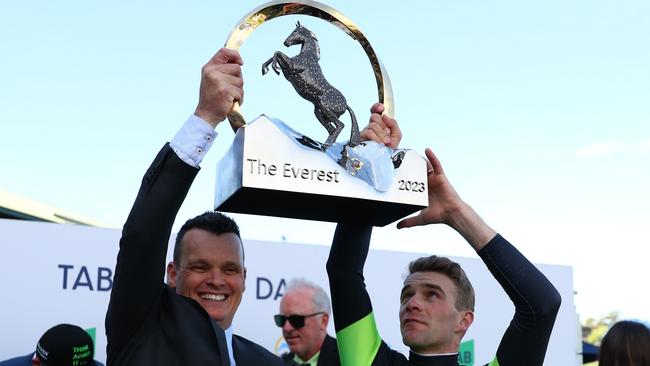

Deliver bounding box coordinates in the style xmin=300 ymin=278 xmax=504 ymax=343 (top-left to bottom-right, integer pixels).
xmin=201 ymin=294 xmax=227 ymax=301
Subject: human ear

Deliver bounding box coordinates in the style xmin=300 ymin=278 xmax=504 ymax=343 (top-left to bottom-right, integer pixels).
xmin=456 ymin=311 xmax=474 ymax=332
xmin=166 ymin=261 xmax=178 ymax=287
xmin=321 ymin=312 xmax=330 ymax=329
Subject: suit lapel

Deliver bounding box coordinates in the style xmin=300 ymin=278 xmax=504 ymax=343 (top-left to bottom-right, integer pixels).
xmin=210 ymin=319 xmax=231 ymax=366
xmin=232 ymin=335 xmax=253 ymax=366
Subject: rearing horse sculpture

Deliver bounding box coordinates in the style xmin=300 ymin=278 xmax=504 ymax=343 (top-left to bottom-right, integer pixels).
xmin=262 ymin=22 xmax=360 ymax=147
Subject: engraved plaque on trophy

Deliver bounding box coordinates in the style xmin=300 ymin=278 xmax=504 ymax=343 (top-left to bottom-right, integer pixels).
xmin=214 ymin=0 xmax=428 ymax=226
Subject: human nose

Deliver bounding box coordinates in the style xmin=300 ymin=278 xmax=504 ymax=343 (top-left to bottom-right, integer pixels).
xmin=281 ymin=318 xmax=294 ymax=332
xmin=205 ymin=269 xmax=226 ymax=287
xmin=404 ymin=295 xmax=422 ymax=312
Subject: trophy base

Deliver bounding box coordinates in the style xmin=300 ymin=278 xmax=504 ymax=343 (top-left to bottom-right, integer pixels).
xmin=214 ymin=115 xmax=427 ymax=227
xmin=218 ymin=187 xmax=424 ymax=227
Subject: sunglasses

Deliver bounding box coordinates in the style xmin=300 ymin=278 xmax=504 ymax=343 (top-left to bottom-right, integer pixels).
xmin=274 ymin=312 xmax=324 ymax=329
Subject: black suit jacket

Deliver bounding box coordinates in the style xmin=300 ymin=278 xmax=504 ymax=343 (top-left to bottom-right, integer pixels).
xmin=234 ymin=335 xmax=282 ymax=366
xmin=105 ymin=144 xmax=229 ymax=365
xmin=105 ymin=144 xmax=280 ymax=366
xmin=281 ymin=334 xmax=340 ymax=366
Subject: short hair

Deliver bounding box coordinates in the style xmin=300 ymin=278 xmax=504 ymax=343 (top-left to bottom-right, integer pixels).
xmin=173 ymin=211 xmax=242 ymax=265
xmin=285 ymin=278 xmax=332 ymax=315
xmin=407 ymin=255 xmax=475 ymax=312
xmin=599 ymin=320 xmax=650 ymax=366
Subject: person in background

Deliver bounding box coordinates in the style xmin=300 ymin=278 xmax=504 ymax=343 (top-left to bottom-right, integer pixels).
xmin=598 ymin=320 xmax=650 ymax=366
xmin=0 ymin=323 xmax=103 ymax=366
xmin=276 ymin=279 xmax=340 ymax=366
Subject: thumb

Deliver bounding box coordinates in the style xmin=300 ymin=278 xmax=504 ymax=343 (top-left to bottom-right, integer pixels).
xmin=370 ymin=102 xmax=384 ymax=115
xmin=396 ymin=215 xmax=421 ymax=229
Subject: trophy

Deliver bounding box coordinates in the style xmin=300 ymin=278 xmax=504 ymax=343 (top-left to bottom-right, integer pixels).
xmin=215 ymin=0 xmax=428 ymax=226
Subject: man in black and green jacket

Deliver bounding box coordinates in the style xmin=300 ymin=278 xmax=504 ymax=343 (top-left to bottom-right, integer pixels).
xmin=327 ymin=141 xmax=561 ymax=366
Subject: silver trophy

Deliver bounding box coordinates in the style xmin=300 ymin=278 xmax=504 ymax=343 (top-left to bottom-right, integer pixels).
xmin=215 ymin=0 xmax=427 ymax=226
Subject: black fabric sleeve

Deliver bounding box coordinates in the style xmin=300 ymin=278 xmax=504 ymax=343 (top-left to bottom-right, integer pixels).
xmin=105 ymin=144 xmax=198 ymax=351
xmin=478 ymin=234 xmax=562 ymax=366
xmin=326 ymin=223 xmax=374 ymax=331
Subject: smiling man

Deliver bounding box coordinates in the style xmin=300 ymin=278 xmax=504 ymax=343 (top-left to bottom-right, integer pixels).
xmin=105 ymin=48 xmax=281 ymax=366
xmin=275 ymin=279 xmax=340 ymax=366
xmin=167 ymin=213 xmax=246 ymax=330
xmin=327 ymin=149 xmax=562 ymax=366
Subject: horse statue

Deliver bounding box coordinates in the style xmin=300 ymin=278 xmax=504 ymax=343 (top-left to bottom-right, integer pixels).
xmin=262 ymin=21 xmax=360 ymax=148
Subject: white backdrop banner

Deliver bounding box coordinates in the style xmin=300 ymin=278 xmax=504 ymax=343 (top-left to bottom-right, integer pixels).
xmin=0 ymin=219 xmax=578 ymax=365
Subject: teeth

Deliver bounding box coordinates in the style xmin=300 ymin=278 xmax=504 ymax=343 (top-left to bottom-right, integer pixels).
xmin=201 ymin=294 xmax=226 ymax=301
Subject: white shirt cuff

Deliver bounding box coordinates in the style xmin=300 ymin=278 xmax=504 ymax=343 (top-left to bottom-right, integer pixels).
xmin=170 ymin=114 xmax=218 ymax=168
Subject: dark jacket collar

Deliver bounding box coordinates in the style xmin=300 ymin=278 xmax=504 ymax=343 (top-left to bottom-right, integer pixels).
xmin=280 ymin=334 xmax=341 ymax=366
xmin=408 ymin=351 xmax=458 ymax=366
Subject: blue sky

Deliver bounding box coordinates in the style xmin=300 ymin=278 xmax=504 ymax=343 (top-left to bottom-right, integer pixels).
xmin=2 ymin=0 xmax=649 ymax=322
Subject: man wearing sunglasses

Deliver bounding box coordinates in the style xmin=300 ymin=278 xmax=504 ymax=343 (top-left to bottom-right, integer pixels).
xmin=275 ymin=279 xmax=340 ymax=366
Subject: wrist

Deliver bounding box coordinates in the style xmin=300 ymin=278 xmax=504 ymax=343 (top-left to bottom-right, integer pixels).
xmin=193 ymin=108 xmax=224 ymax=129
xmin=445 ymin=202 xmax=471 ymax=229
xmin=446 ymin=203 xmax=496 ymax=251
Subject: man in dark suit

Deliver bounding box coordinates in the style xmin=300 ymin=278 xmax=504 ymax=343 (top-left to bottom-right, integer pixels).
xmin=105 ymin=47 xmax=281 ymax=366
xmin=0 ymin=324 xmax=104 ymax=366
xmin=276 ymin=279 xmax=340 ymax=366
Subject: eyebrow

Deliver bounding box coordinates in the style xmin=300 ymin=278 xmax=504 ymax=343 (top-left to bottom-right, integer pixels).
xmin=185 ymin=258 xmax=210 ymax=266
xmin=400 ymin=283 xmax=446 ymax=298
xmin=221 ymin=260 xmax=244 ymax=269
xmin=422 ymin=283 xmax=445 ymax=295
xmin=184 ymin=258 xmax=242 ymax=267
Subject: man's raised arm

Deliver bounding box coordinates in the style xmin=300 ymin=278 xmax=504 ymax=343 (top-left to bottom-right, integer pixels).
xmin=399 ymin=148 xmax=561 ymax=366
xmin=105 ymin=48 xmax=244 ymax=355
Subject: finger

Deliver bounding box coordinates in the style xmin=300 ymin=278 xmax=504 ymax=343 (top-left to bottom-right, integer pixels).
xmin=425 ymin=158 xmax=434 ymax=176
xmin=227 ymin=82 xmax=244 ymax=107
xmin=209 ymin=48 xmax=244 ymax=66
xmin=367 ymin=122 xmax=391 ymax=144
xmin=360 ymin=128 xmax=382 ymax=144
xmin=235 ymin=89 xmax=244 ymax=107
xmin=382 ymin=115 xmax=402 ymax=140
xmin=215 ymin=78 xmax=243 ymax=105
xmin=396 ymin=214 xmax=423 ymax=229
xmin=368 ymin=112 xmax=384 ymax=128
xmin=219 ymin=73 xmax=244 ymax=88
xmin=202 ymin=65 xmax=241 ymax=89
xmin=223 ymin=87 xmax=244 ymax=111
xmin=370 ymin=102 xmax=385 ymax=115
xmin=425 ymin=148 xmax=444 ymax=175
xmin=211 ymin=63 xmax=242 ymax=77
